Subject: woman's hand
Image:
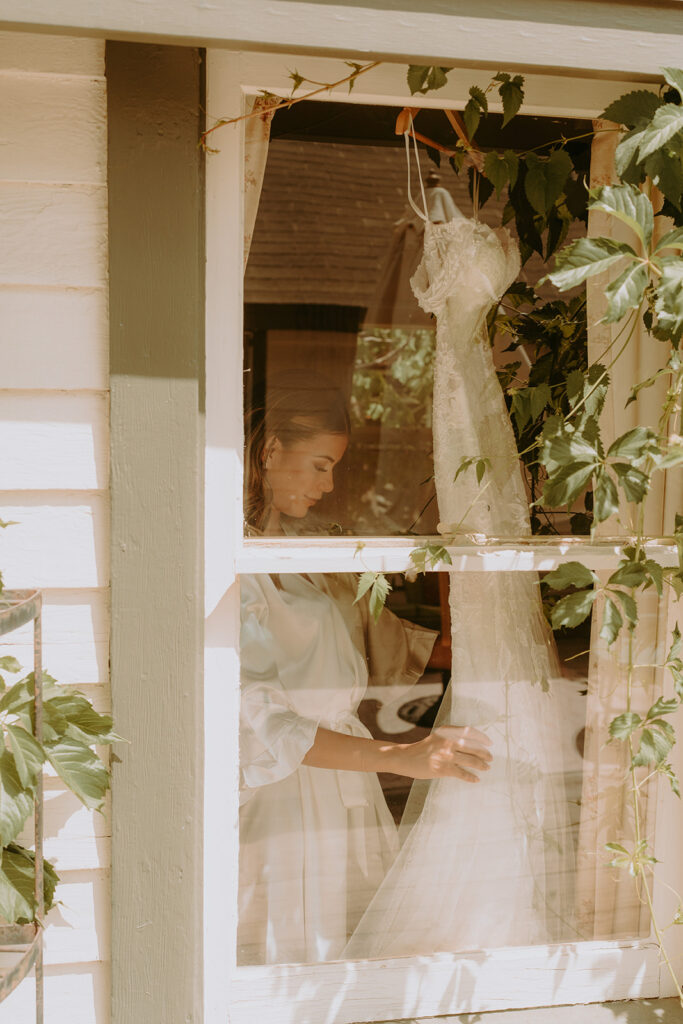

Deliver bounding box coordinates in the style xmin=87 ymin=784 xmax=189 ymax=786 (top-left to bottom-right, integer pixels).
xmin=386 ymin=725 xmax=493 ymax=782
xmin=303 ymin=724 xmax=493 ymax=782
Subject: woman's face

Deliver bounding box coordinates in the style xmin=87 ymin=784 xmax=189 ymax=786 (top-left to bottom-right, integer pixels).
xmin=264 ymin=430 xmax=348 ymax=521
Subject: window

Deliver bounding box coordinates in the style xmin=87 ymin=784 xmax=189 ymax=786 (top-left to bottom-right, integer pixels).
xmin=205 ymin=51 xmax=682 ymax=1022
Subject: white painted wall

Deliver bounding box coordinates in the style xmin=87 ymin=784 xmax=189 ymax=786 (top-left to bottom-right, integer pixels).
xmin=0 ymin=30 xmax=110 ymax=1024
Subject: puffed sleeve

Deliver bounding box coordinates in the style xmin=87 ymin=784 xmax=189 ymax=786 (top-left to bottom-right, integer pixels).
xmin=328 ymin=575 xmax=437 ymax=694
xmin=240 ymin=576 xmax=320 ymax=794
xmin=363 ymin=602 xmax=437 ymax=692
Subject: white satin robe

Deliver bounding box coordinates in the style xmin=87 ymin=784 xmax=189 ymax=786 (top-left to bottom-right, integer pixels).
xmin=238 ymin=572 xmax=435 ymax=965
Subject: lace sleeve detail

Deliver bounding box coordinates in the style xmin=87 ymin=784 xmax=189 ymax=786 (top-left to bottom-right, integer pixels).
xmin=411 ymin=218 xmax=520 ymax=319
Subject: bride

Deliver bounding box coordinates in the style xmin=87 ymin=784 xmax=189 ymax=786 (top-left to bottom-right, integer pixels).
xmin=238 ymin=374 xmax=493 ymax=966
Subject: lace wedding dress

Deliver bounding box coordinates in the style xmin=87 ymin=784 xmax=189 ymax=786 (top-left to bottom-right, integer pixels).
xmin=345 ymin=209 xmax=578 ymax=958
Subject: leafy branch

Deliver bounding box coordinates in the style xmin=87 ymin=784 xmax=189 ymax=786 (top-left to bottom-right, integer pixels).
xmin=0 ymin=657 xmax=121 ymax=923
xmin=354 ymin=63 xmax=683 ymax=997
xmin=200 ymin=60 xmax=381 ymax=151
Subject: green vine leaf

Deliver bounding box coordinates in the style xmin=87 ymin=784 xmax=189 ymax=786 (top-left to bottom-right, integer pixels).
xmin=453 ymin=455 xmax=492 ymax=485
xmin=602 ymin=262 xmax=649 ymax=323
xmin=543 ymin=237 xmax=637 ymax=291
xmin=542 ymin=463 xmax=595 ymax=509
xmin=355 ymin=571 xmax=377 ymax=603
xmin=550 ymin=589 xmax=597 ymax=630
xmin=407 ymin=65 xmax=429 ymax=95
xmin=612 ymin=463 xmax=649 ymax=503
xmin=483 ymin=151 xmax=511 ymax=198
xmin=410 ymin=543 xmax=452 ymax=575
xmin=0 ymin=861 xmax=33 ymax=923
xmin=5 ymin=724 xmax=44 ymax=791
xmin=653 ymin=227 xmax=683 ymax=255
xmin=600 ymin=596 xmax=623 ymax=646
xmin=643 ymin=559 xmax=664 ymax=596
xmin=612 ymin=588 xmax=638 ymax=627
xmin=609 ymin=711 xmax=643 ymax=741
xmin=0 ymin=750 xmax=34 ymax=847
xmin=632 ymin=725 xmax=674 ymax=767
xmin=407 ymin=65 xmax=450 ymax=96
xmin=589 ymin=183 xmax=654 ymax=248
xmin=643 ymin=146 xmax=683 ymax=211
xmin=495 ymin=72 xmax=525 ymax=126
xmin=288 ymin=69 xmax=304 ymax=93
xmin=524 ymin=150 xmax=573 ymax=215
xmin=662 ymin=67 xmax=683 ymax=100
xmin=637 ymin=104 xmax=683 ymax=161
xmin=469 ymin=84 xmax=488 ymax=113
xmin=593 ymin=469 xmax=620 ymax=522
xmin=0 ymin=678 xmax=33 ymax=717
xmin=0 ymin=657 xmax=21 ymax=674
xmin=0 ymin=844 xmax=59 ymax=924
xmin=608 ymin=556 xmax=647 ymax=589
xmin=344 ymin=62 xmax=364 ymax=92
xmin=646 ymin=696 xmax=680 ymax=719
xmin=543 ymin=561 xmax=597 ymax=591
xmin=657 ymin=762 xmax=681 ymax=799
xmin=368 ymin=573 xmax=391 ymax=622
xmin=607 ymin=426 xmax=659 ymax=460
xmin=601 ymin=90 xmax=663 ymax=129
xmin=654 ymin=257 xmax=683 ymax=345
xmin=463 ymin=86 xmax=488 ymax=139
xmin=45 ymin=738 xmax=110 ymax=812
xmin=355 ymin=571 xmax=391 ymax=622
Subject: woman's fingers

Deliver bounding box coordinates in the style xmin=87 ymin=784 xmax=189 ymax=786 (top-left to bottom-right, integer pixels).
xmin=450 ymin=765 xmax=480 ymax=783
xmin=451 ymin=748 xmax=491 ymax=769
xmin=436 ymin=724 xmax=493 ymax=747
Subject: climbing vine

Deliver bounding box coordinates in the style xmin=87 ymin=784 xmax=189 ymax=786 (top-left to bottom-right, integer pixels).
xmin=405 ymin=65 xmax=683 ymax=1001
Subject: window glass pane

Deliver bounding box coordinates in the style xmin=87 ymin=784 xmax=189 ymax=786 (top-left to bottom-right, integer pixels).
xmin=238 ymin=569 xmax=659 ymax=966
xmin=243 ymin=102 xmax=590 ymax=538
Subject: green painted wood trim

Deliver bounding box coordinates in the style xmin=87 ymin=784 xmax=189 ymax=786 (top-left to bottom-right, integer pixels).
xmin=107 ymin=41 xmax=205 ymax=1024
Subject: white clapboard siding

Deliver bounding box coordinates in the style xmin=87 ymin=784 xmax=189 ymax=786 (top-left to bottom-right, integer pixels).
xmin=17 ymin=786 xmax=112 ymax=873
xmin=43 ymin=874 xmax=110 ymax=964
xmin=0 ymin=497 xmax=109 ymax=589
xmin=0 ymin=874 xmax=110 ymax=966
xmin=0 ymin=392 xmax=109 ymax=490
xmin=0 ymin=31 xmax=110 ymax=1024
xmin=0 ymin=31 xmax=104 ymax=76
xmin=0 ymin=287 xmax=108 ymax=390
xmin=0 ymin=963 xmax=110 ymax=1024
xmin=0 ymin=75 xmax=106 ymax=184
xmin=0 ymin=589 xmax=109 ymax=685
xmin=0 ymin=183 xmax=107 ymax=288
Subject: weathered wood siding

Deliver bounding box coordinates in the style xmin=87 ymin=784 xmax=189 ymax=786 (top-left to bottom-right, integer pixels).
xmin=0 ymin=30 xmax=110 ymax=1024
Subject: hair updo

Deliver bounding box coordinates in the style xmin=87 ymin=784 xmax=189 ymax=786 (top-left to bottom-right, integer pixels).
xmin=244 ymin=371 xmax=350 ymax=532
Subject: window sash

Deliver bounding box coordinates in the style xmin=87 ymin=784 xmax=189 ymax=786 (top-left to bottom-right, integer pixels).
xmin=205 ymin=48 xmax=683 ymax=1018
xmin=229 ymin=939 xmax=662 ymax=1024
xmin=237 ymin=535 xmax=680 ymax=574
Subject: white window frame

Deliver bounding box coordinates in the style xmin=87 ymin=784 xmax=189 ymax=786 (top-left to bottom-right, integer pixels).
xmin=203 ymin=50 xmax=683 ymax=1024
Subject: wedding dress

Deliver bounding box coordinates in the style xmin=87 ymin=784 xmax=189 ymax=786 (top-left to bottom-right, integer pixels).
xmin=344 ymin=168 xmax=578 ymax=958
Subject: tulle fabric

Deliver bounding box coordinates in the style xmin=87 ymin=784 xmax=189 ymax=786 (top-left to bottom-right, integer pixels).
xmin=344 ymin=217 xmax=580 ymax=958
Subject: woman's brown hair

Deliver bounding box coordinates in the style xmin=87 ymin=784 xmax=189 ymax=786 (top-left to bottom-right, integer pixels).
xmin=244 ymin=371 xmax=350 ymax=532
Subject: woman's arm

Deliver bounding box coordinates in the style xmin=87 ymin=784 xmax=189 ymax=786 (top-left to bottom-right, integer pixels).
xmin=302 ymin=725 xmax=492 ymax=783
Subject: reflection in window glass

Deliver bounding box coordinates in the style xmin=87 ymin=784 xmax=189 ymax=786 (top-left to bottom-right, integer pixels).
xmin=238 ymin=570 xmax=654 ymax=966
